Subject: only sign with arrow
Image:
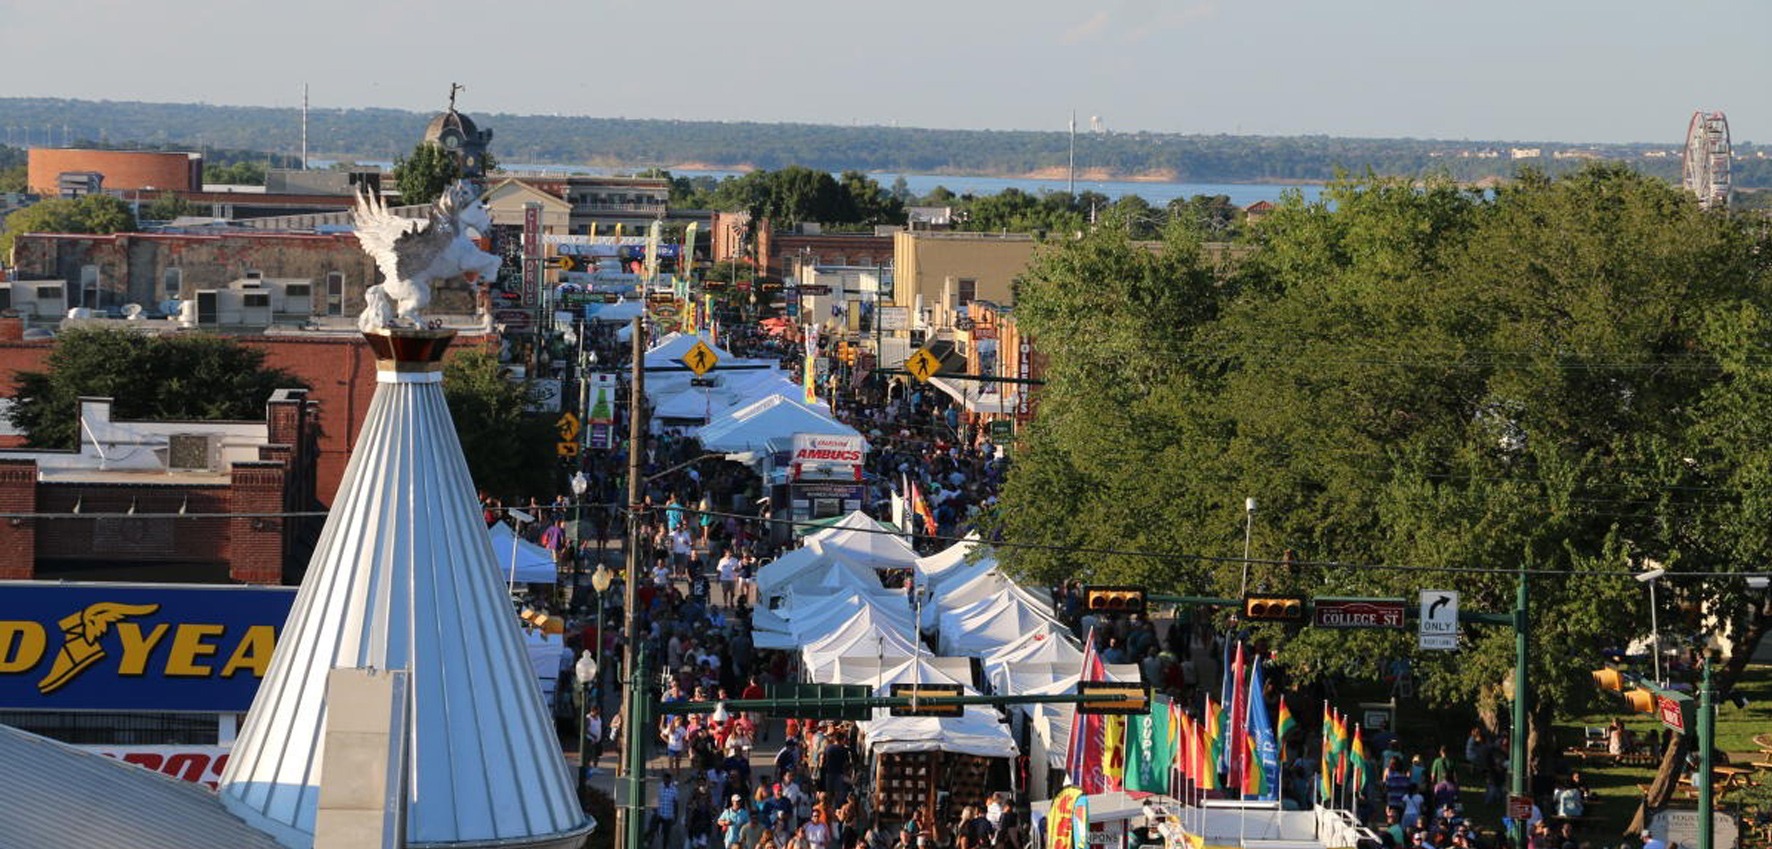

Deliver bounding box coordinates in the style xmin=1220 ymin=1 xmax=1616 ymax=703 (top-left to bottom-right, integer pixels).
xmin=1418 ymin=589 xmax=1460 ymax=650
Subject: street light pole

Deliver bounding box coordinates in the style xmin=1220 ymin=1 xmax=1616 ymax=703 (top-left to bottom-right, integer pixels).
xmin=1239 ymin=497 xmax=1256 ymax=599
xmin=1635 ymin=568 xmax=1667 ymax=686
xmin=570 ymin=471 xmax=588 ymax=610
xmin=575 ymin=650 xmax=597 ymax=798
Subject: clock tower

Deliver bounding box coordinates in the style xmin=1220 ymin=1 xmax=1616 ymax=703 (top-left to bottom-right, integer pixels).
xmin=422 ymin=83 xmax=495 ymax=178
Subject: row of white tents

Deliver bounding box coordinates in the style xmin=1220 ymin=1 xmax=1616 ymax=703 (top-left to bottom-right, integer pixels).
xmin=750 ymin=512 xmax=1135 ymax=796
xmin=643 ymin=333 xmax=866 ymax=457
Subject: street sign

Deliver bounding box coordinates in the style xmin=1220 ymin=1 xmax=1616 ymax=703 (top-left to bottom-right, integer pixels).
xmin=557 ymin=442 xmax=579 ymax=458
xmin=1656 ymin=692 xmax=1691 ymax=734
xmin=1507 ymin=795 xmax=1534 ymax=822
xmin=889 ymin=683 xmax=964 ymax=718
xmin=493 ymin=309 xmax=534 ymax=332
xmin=1418 ymin=590 xmax=1460 ymax=650
xmin=988 ymin=419 xmax=1014 ymax=441
xmin=905 ymin=347 xmax=941 ymax=383
xmin=800 ymin=284 xmax=831 ymax=295
xmin=683 ymin=340 xmax=718 ymax=376
xmin=879 ymin=306 xmax=910 ymax=332
xmin=1314 ymin=597 xmax=1407 ymax=629
xmin=1076 ymin=681 xmax=1151 ymax=716
xmin=555 ymin=411 xmax=581 ymax=443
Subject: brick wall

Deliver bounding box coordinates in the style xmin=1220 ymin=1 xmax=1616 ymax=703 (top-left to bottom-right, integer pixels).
xmin=26 ymin=149 xmax=199 ymax=194
xmin=0 ymin=459 xmax=37 ymax=579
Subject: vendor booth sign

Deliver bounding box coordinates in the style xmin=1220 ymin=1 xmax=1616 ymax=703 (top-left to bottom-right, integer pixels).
xmin=0 ymin=583 xmax=295 ymax=712
xmin=790 ymin=433 xmax=866 ymax=479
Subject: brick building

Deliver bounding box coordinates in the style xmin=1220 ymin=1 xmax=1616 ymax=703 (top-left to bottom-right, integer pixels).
xmin=26 ymin=148 xmax=202 ymax=195
xmin=0 ymin=328 xmax=497 ymax=511
xmin=0 ymin=384 xmax=318 ymax=586
xmin=7 ymin=230 xmax=477 ymax=318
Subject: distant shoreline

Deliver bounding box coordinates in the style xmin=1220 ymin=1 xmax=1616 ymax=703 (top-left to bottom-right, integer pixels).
xmin=663 ymin=162 xmax=1330 ymax=187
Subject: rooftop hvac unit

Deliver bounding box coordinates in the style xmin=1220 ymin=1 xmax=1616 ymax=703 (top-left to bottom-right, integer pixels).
xmin=166 ymin=434 xmax=221 ymax=473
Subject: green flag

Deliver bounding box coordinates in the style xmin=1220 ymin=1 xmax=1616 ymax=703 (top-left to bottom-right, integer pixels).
xmin=1124 ymin=695 xmax=1173 ymax=793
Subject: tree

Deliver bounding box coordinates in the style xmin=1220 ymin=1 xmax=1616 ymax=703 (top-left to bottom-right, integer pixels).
xmin=393 ymin=142 xmax=460 ymax=206
xmin=0 ymin=165 xmax=24 ymax=194
xmin=141 ymin=191 xmax=193 ymax=222
xmin=995 ymin=164 xmax=1769 ymax=769
xmin=202 ymin=160 xmax=266 ymax=186
xmin=6 ymin=328 xmax=306 ymax=449
xmin=1 ymin=194 xmax=137 ymax=256
xmin=442 ymin=349 xmax=555 ymax=500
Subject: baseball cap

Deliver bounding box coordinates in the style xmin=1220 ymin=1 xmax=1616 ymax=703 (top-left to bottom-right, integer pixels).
xmin=732 ymin=794 xmax=743 ymax=802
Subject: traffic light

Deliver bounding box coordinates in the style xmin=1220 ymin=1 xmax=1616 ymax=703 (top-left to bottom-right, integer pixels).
xmin=1083 ymin=585 xmax=1146 ymax=615
xmin=1592 ymin=668 xmax=1625 ymax=692
xmin=1077 ymin=681 xmax=1151 ymax=716
xmin=1622 ymin=690 xmax=1655 ymax=713
xmin=1243 ymin=594 xmax=1307 ymax=622
xmin=889 ymin=683 xmax=964 ymax=717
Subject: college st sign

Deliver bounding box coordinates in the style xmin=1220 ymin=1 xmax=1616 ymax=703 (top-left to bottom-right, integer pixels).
xmin=0 ymin=584 xmax=295 ymax=712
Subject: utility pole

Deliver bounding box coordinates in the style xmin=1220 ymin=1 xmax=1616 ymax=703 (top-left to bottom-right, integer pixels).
xmin=618 ymin=314 xmax=647 ymax=849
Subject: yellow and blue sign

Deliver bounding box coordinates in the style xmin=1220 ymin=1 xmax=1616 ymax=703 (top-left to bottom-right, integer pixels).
xmin=0 ymin=583 xmax=295 ymax=712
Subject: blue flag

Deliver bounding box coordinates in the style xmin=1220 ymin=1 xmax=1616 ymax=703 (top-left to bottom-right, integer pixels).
xmin=1245 ymin=657 xmax=1281 ymax=801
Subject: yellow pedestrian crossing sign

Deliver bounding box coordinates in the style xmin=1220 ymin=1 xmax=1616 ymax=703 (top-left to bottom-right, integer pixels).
xmin=905 ymin=347 xmax=941 ymax=383
xmin=684 ymin=340 xmax=719 ymax=376
xmin=555 ymin=411 xmax=581 ymax=443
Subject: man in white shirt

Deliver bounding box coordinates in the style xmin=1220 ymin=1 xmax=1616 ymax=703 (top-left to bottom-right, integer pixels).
xmin=716 ymin=550 xmax=740 ymax=608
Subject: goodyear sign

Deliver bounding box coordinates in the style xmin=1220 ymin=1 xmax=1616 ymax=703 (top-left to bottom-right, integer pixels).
xmin=0 ymin=583 xmax=295 ymax=712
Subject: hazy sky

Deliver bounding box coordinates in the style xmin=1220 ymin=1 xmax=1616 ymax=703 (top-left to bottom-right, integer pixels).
xmin=2 ymin=0 xmax=1766 ymax=144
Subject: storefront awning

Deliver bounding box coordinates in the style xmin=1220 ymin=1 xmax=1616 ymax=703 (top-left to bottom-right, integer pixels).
xmin=928 ymin=376 xmax=1021 ymax=415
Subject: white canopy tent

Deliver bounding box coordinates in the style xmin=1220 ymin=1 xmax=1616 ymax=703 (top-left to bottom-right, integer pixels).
xmin=652 ymin=370 xmax=799 ymax=423
xmin=487 ymin=521 xmax=559 ymax=584
xmin=753 ymin=591 xmax=914 ymax=650
xmin=913 ymin=533 xmax=986 ymax=588
xmin=803 ymin=510 xmax=919 ymax=569
xmin=585 ymin=299 xmax=644 ymax=324
xmin=695 ymin=394 xmax=856 ymax=454
xmin=937 ymin=592 xmax=1064 ymax=657
xmin=643 ymin=332 xmax=740 ymax=370
xmin=754 ymin=541 xmax=890 ymax=602
xmin=852 ymin=657 xmax=1018 ymax=759
xmin=983 ymin=631 xmax=1083 ymax=692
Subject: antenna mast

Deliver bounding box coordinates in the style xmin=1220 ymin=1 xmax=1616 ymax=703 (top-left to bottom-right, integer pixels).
xmin=1068 ymin=110 xmax=1076 ymax=198
xmin=300 ymin=84 xmax=309 ymax=170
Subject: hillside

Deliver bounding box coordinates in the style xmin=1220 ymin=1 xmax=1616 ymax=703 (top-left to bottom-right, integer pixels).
xmin=2 ymin=97 xmax=1767 ymax=189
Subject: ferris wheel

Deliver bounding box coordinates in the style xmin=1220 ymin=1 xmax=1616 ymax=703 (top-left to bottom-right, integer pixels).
xmin=1682 ymin=110 xmax=1732 ymax=210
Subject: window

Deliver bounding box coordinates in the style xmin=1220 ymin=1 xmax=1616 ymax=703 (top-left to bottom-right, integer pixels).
xmin=283 ymin=283 xmax=311 ymax=300
xmin=80 ymin=265 xmax=99 ymax=308
xmin=161 ymin=267 xmax=182 ymax=301
xmin=326 ymin=271 xmax=345 ymax=316
xmin=956 ymin=278 xmax=978 ymax=307
xmin=242 ymin=293 xmax=270 ymax=308
xmin=244 ymin=269 xmax=263 ymax=280
xmin=36 ymin=285 xmax=62 ymax=300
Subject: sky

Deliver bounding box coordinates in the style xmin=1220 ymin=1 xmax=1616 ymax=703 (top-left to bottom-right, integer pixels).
xmin=1 ymin=0 xmax=1767 ymax=145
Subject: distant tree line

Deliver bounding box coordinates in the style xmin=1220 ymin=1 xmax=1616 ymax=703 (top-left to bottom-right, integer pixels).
xmin=4 ymin=97 xmax=1766 ymax=189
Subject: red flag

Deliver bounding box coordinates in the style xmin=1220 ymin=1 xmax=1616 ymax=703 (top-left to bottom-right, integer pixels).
xmin=1065 ymin=629 xmax=1109 ymax=792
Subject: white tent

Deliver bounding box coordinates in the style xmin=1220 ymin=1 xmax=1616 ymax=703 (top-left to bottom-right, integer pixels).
xmin=644 ymin=332 xmax=739 ymax=370
xmin=696 ymin=394 xmax=856 ymax=454
xmin=983 ymin=631 xmax=1083 ymax=692
xmin=754 ymin=541 xmax=889 ymax=601
xmin=914 ymin=533 xmax=987 ymax=588
xmin=585 ymin=299 xmax=644 ymax=324
xmin=753 ymin=591 xmax=913 ymax=650
xmin=524 ymin=628 xmax=571 ymax=705
xmin=925 ymin=566 xmax=1015 ymax=628
xmin=487 ymin=522 xmax=559 ymax=584
xmin=804 ymin=511 xmax=919 ymax=569
xmin=853 ymin=657 xmax=1018 ymax=758
xmin=653 ymin=370 xmax=798 ymax=423
xmin=937 ymin=592 xmax=1063 ymax=656
xmin=802 ymin=620 xmax=924 ymax=681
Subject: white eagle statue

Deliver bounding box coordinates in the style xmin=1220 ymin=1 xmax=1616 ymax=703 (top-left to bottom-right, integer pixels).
xmin=353 ymin=180 xmax=503 ymax=331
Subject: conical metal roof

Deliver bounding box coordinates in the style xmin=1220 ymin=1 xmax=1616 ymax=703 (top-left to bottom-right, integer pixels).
xmin=218 ymin=329 xmax=591 ymax=849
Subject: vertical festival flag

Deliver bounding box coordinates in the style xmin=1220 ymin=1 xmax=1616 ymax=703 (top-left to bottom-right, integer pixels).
xmin=1124 ymin=694 xmax=1173 ymax=793
xmin=1226 ymin=641 xmax=1249 ymax=791
xmin=1319 ymin=704 xmax=1335 ymax=802
xmin=1177 ymin=711 xmax=1196 ymax=792
xmin=1349 ymin=723 xmax=1371 ymax=800
xmin=1245 ymin=656 xmax=1279 ymax=801
xmin=1204 ymin=695 xmax=1225 ymax=788
xmin=1102 ymin=711 xmax=1127 ymax=792
xmin=1194 ymin=709 xmax=1218 ymax=792
xmin=1276 ymin=697 xmax=1297 ymax=766
xmin=1065 ymin=629 xmax=1110 ymax=793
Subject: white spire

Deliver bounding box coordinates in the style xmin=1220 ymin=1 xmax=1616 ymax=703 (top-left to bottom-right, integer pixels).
xmin=218 ymin=329 xmax=591 ymax=849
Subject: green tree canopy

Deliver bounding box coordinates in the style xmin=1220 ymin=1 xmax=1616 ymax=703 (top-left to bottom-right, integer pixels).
xmin=442 ymin=348 xmax=555 ymax=500
xmin=994 ymin=164 xmax=1771 ymax=759
xmin=6 ymin=328 xmax=307 ymax=449
xmin=1 ymin=194 xmax=137 ymax=256
xmin=393 ymin=142 xmax=460 ymax=206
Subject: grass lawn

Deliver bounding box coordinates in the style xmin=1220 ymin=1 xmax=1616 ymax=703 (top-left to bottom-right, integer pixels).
xmin=1331 ymin=664 xmax=1772 ymax=846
